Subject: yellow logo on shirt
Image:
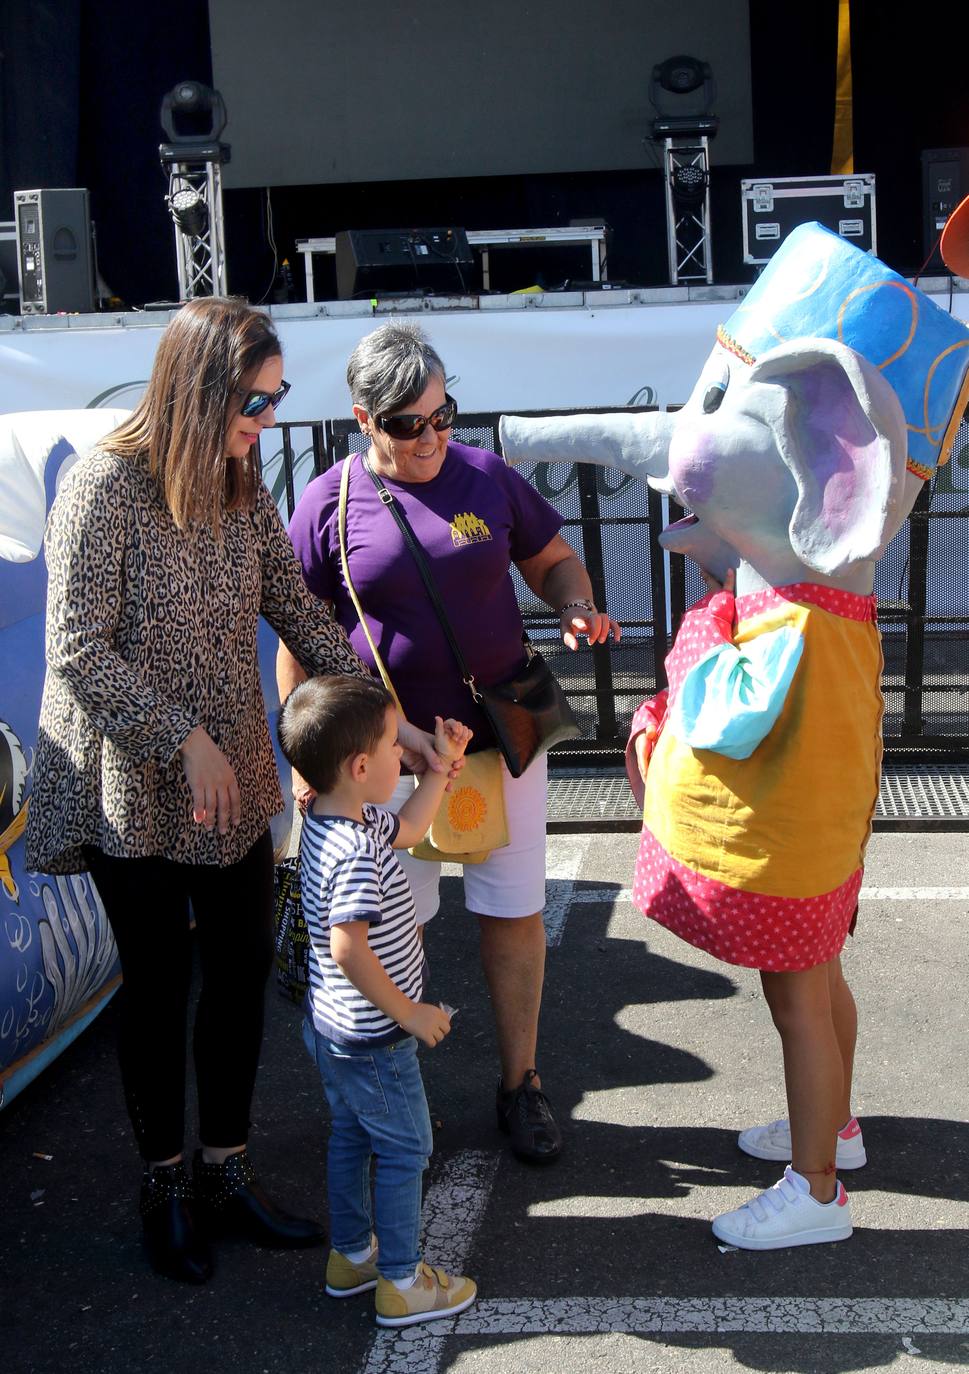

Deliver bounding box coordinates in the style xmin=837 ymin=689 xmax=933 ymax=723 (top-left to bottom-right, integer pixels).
xmin=450 ymin=512 xmax=492 ymax=546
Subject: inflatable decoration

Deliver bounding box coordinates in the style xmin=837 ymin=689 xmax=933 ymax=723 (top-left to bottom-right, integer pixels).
xmin=0 ymin=411 xmax=127 ymax=1108
xmin=501 ymin=223 xmax=969 ymax=968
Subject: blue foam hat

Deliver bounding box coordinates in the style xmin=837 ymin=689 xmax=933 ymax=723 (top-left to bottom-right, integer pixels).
xmin=719 ymin=222 xmax=969 ymax=479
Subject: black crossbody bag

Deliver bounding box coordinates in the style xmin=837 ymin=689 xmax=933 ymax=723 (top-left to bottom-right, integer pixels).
xmin=363 ymin=456 xmax=580 ymax=778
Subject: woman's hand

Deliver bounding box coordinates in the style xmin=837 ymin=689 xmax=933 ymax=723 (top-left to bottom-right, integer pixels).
xmin=395 ymin=714 xmax=459 ymax=780
xmin=627 ymin=690 xmax=668 ymax=791
xmin=559 ymin=606 xmax=621 ymax=651
xmin=700 ymin=566 xmax=736 ymax=597
xmin=634 ymin=720 xmax=664 ymax=784
xmin=516 ymin=538 xmax=620 ymax=652
xmin=634 ymin=730 xmax=652 ymax=784
xmin=179 ymin=726 xmax=241 ymax=834
xmin=291 ymin=767 xmax=317 ymax=812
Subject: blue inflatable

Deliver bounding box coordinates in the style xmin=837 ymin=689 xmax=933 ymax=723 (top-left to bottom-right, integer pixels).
xmin=0 ymin=411 xmax=127 ymax=1109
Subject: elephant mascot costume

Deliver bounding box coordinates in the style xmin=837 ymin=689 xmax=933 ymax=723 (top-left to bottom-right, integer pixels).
xmin=499 ymin=221 xmax=969 ymax=1250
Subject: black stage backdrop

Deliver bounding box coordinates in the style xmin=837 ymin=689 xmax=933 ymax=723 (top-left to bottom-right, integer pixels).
xmin=208 ymin=0 xmax=755 ymax=187
xmin=0 ymin=0 xmax=966 ymax=309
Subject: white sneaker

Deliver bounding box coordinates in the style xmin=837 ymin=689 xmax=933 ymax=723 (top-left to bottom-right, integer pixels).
xmin=738 ymin=1116 xmax=867 ymax=1169
xmin=712 ymin=1166 xmax=853 ymax=1250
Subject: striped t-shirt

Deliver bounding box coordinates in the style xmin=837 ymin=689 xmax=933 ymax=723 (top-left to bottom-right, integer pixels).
xmin=300 ymin=805 xmax=427 ymax=1047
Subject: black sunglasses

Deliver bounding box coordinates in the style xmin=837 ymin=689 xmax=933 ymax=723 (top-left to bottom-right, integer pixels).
xmin=375 ymin=394 xmax=457 ymax=441
xmin=239 ymin=379 xmax=291 ymax=418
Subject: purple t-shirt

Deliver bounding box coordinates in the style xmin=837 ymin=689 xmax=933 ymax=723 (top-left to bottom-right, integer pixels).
xmin=288 ymin=442 xmax=563 ymax=744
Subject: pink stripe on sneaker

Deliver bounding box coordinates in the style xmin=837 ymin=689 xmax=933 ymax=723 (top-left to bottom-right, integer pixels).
xmin=836 ymin=1183 xmax=849 ymax=1206
xmin=839 ymin=1117 xmax=862 ymax=1140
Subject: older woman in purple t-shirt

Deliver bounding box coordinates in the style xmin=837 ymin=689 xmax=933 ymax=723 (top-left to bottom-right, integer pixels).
xmin=277 ymin=321 xmax=618 ymax=1164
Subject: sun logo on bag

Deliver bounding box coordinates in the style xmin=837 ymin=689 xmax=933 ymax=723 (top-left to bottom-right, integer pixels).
xmin=448 ymin=785 xmax=487 ymax=832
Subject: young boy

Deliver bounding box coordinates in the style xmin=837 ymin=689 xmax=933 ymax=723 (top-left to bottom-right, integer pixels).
xmin=277 ymin=675 xmax=477 ymax=1328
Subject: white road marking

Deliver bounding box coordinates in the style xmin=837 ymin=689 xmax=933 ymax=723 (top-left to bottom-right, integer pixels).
xmin=360 ymin=1149 xmax=499 ymax=1374
xmin=861 ymin=887 xmax=969 ymax=900
xmin=568 ymin=886 xmax=634 ymax=905
xmin=377 ymin=1295 xmax=969 ymax=1337
xmin=564 ymin=885 xmax=969 ymax=907
xmin=543 ymin=835 xmax=592 ymax=946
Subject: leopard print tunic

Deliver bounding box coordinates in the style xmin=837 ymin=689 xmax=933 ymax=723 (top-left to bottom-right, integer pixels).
xmin=25 ymin=449 xmax=369 ymax=875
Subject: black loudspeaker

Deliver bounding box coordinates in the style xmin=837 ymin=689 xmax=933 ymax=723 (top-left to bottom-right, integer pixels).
xmin=921 ymin=148 xmax=969 ymax=271
xmin=335 ymin=227 xmax=474 ymax=300
xmin=0 ymin=223 xmax=18 ymax=309
xmin=14 ymin=188 xmax=96 ymax=314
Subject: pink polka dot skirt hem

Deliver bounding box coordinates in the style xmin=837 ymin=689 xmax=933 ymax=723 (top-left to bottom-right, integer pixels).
xmin=633 ymin=826 xmax=862 ymax=971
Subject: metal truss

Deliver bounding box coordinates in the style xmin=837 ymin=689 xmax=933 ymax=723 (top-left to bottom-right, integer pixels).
xmin=163 ymin=156 xmax=228 ymax=300
xmin=660 ymin=136 xmax=714 ymax=285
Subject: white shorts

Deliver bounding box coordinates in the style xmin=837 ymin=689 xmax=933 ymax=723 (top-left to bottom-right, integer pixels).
xmin=389 ymin=753 xmax=548 ymax=924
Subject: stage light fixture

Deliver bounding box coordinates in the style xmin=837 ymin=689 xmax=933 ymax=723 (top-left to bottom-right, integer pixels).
xmin=671 ymin=162 xmax=708 ymax=208
xmin=650 ymin=55 xmax=717 ymax=123
xmin=160 ymin=80 xmax=227 ymax=146
xmin=158 ymin=80 xmax=230 ymax=299
xmin=647 ymin=53 xmax=719 ymax=285
xmin=167 ymin=186 xmax=209 ymax=238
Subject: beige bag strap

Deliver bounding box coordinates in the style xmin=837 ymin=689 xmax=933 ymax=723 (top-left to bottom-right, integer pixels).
xmin=338 ymin=454 xmax=405 ymax=715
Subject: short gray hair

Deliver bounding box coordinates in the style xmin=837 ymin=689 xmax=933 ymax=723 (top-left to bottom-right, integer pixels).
xmin=346 ymin=321 xmax=447 ymax=417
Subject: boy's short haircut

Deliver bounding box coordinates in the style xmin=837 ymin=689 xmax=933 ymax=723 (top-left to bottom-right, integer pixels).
xmin=278 ymin=675 xmax=395 ymax=794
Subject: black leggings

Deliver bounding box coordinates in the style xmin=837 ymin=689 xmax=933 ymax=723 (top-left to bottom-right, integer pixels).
xmin=84 ymin=831 xmax=275 ymax=1162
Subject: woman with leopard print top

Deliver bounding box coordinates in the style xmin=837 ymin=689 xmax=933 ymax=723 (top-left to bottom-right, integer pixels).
xmin=25 ymin=298 xmax=445 ymax=1285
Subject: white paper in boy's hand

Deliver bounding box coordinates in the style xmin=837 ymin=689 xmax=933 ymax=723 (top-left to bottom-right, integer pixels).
xmin=439 ymin=1002 xmax=459 ymax=1020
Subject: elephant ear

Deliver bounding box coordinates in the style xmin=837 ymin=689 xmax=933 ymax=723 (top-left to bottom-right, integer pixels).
xmin=749 ymin=340 xmax=908 ymax=575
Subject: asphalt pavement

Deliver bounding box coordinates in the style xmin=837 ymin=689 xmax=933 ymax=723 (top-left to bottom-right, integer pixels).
xmin=3 ymin=829 xmax=968 ymax=1374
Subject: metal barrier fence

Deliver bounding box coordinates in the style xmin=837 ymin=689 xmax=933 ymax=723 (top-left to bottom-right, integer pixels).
xmin=265 ymin=409 xmax=969 ymax=764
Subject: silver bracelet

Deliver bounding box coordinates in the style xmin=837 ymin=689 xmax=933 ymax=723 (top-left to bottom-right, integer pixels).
xmin=559 ymin=599 xmax=596 ymax=615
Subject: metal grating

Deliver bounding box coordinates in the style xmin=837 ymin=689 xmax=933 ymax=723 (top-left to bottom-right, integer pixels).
xmin=878 ymin=764 xmax=969 ymax=826
xmin=547 ymin=772 xmax=637 ymax=825
xmin=547 ymin=762 xmax=969 ymax=833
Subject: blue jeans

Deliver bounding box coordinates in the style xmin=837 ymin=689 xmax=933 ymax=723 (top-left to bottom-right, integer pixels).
xmin=303 ymin=1020 xmax=433 ymax=1280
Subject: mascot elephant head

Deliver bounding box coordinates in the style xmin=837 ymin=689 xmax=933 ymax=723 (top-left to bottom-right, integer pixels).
xmin=500 ymin=223 xmax=969 ymax=598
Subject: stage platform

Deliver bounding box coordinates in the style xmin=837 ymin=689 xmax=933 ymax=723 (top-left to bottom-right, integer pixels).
xmin=1 ymin=276 xmax=965 ymax=336
xmin=3 ymin=276 xmax=966 ymax=428
xmin=0 ymin=279 xmax=769 ymax=333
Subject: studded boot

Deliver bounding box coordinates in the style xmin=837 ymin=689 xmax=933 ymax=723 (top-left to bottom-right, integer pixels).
xmin=192 ymin=1148 xmax=326 ymax=1248
xmin=139 ymin=1160 xmax=213 ymax=1283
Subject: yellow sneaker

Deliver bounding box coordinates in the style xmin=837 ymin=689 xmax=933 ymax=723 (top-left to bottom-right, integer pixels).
xmin=374 ymin=1262 xmax=477 ymax=1328
xmin=325 ymin=1238 xmax=379 ymax=1297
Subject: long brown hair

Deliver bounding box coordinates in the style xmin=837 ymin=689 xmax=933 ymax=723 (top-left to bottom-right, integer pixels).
xmin=104 ymin=297 xmax=281 ymax=532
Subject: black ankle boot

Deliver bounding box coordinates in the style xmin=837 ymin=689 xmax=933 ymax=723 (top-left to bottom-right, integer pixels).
xmin=140 ymin=1161 xmax=214 ymax=1283
xmin=192 ymin=1148 xmax=326 ymax=1248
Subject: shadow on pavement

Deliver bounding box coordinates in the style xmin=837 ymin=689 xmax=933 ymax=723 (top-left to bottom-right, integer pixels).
xmin=2 ymin=870 xmax=966 ymax=1373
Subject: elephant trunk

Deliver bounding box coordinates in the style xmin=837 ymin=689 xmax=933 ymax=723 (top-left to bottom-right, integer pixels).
xmin=498 ymin=412 xmax=675 ymax=488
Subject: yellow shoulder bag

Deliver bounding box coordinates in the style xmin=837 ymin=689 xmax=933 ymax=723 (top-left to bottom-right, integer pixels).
xmin=338 ymin=455 xmax=508 ymax=864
